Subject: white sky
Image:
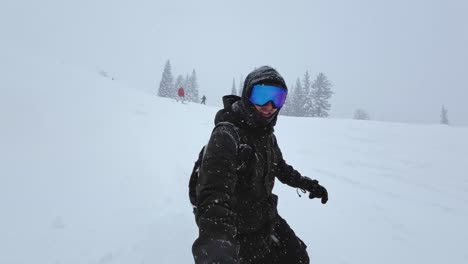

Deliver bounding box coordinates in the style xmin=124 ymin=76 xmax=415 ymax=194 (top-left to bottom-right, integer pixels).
xmin=1 ymin=0 xmax=467 ymax=125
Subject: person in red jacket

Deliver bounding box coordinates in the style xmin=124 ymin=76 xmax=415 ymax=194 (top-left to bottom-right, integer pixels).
xmin=177 ymin=87 xmax=185 ymax=103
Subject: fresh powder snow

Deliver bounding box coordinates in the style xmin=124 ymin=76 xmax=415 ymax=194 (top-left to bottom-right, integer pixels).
xmin=1 ymin=49 xmax=468 ymax=264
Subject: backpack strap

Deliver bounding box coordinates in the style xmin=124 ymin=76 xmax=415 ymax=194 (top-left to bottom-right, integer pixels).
xmin=189 ymin=145 xmax=205 ymax=207
xmin=189 ymin=122 xmax=241 ymax=209
xmin=213 ymin=121 xmax=241 ymax=149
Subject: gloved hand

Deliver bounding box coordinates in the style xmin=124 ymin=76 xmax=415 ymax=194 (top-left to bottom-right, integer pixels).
xmin=300 ymin=177 xmax=328 ymax=204
xmin=192 ymin=236 xmax=240 ymax=264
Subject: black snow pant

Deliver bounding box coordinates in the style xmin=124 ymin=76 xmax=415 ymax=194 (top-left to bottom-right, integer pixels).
xmin=238 ymin=215 xmax=309 ymax=264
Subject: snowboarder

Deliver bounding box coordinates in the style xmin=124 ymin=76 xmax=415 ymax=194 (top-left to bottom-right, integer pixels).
xmin=177 ymin=87 xmax=185 ymax=103
xmin=201 ymin=95 xmax=206 ymax=104
xmin=192 ymin=66 xmax=328 ymax=264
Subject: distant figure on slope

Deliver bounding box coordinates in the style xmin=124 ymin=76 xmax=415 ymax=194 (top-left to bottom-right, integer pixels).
xmin=177 ymin=87 xmax=185 ymax=103
xmin=191 ymin=66 xmax=329 ymax=264
xmin=201 ymin=95 xmax=206 ymax=104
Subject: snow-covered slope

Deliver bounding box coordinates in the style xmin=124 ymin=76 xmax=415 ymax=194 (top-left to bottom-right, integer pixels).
xmin=1 ymin=51 xmax=467 ymax=264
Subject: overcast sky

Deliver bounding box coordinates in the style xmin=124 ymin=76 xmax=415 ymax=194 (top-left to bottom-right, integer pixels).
xmin=2 ymin=0 xmax=467 ymax=125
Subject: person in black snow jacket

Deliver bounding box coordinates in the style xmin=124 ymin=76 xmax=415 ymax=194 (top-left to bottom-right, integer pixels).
xmin=192 ymin=66 xmax=328 ymax=264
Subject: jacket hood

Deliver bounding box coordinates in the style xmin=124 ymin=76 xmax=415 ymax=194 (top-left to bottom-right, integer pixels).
xmin=241 ymin=66 xmax=288 ymax=99
xmin=241 ymin=66 xmax=287 ymax=127
xmin=214 ymin=95 xmax=240 ymax=125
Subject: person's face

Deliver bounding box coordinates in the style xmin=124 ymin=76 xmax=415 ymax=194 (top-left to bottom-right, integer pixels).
xmin=254 ymin=101 xmax=278 ymax=119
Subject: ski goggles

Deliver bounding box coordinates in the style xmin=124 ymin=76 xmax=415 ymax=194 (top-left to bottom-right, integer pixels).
xmin=249 ymin=84 xmax=288 ymax=108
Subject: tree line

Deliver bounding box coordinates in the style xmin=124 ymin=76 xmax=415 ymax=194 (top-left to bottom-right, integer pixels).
xmin=230 ymin=70 xmax=333 ymax=118
xmin=157 ymin=61 xmax=451 ymax=125
xmin=157 ymin=60 xmax=200 ymax=103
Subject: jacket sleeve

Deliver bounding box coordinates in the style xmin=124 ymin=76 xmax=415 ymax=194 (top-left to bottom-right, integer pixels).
xmin=272 ymin=135 xmax=306 ymax=188
xmin=192 ymin=125 xmax=240 ymax=264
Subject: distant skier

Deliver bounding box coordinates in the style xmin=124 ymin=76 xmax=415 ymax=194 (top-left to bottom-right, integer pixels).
xmin=201 ymin=95 xmax=206 ymax=104
xmin=177 ymin=87 xmax=185 ymax=103
xmin=191 ymin=66 xmax=328 ymax=263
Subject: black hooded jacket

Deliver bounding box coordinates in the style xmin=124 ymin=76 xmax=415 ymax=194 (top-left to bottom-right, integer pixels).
xmin=192 ymin=66 xmax=307 ymax=263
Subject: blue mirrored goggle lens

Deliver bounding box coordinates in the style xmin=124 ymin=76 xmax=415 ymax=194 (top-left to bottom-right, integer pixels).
xmin=249 ymin=84 xmax=287 ymax=108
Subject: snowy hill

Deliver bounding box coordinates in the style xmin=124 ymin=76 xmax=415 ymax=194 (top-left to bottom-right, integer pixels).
xmin=1 ymin=51 xmax=468 ymax=264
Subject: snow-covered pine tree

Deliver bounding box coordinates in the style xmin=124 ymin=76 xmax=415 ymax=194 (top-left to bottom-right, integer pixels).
xmin=311 ymin=72 xmax=333 ymax=117
xmin=173 ymin=74 xmax=184 ymax=99
xmin=182 ymin=73 xmax=191 ymax=100
xmin=293 ymin=71 xmax=312 ymax=116
xmin=186 ymin=69 xmax=199 ymax=102
xmin=231 ymin=78 xmax=237 ymax=95
xmin=290 ymin=77 xmax=304 ymax=116
xmin=354 ymin=108 xmax=370 ymax=120
xmin=440 ymin=105 xmax=449 ymax=125
xmin=157 ymin=60 xmax=174 ymax=98
xmin=302 ymin=71 xmax=314 ymax=116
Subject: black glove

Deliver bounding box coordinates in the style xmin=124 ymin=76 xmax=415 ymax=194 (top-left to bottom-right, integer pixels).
xmin=193 ymin=236 xmax=240 ymax=264
xmin=300 ymin=177 xmax=328 ymax=204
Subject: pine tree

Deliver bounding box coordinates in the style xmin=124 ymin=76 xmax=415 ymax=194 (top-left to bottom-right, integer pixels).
xmin=311 ymin=73 xmax=333 ymax=117
xmin=231 ymin=78 xmax=237 ymax=95
xmin=302 ymin=71 xmax=315 ymax=117
xmin=354 ymin=109 xmax=370 ymax=120
xmin=290 ymin=77 xmax=304 ymax=116
xmin=186 ymin=69 xmax=199 ymax=102
xmin=288 ymin=71 xmax=312 ymax=117
xmin=440 ymin=105 xmax=449 ymax=125
xmin=157 ymin=60 xmax=174 ymax=98
xmin=183 ymin=73 xmax=191 ymax=100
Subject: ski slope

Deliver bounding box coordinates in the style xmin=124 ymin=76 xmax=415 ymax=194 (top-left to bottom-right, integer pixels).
xmin=1 ymin=50 xmax=468 ymax=264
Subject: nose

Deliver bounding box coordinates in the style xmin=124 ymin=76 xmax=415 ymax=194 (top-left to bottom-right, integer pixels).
xmin=260 ymin=101 xmax=274 ymax=110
